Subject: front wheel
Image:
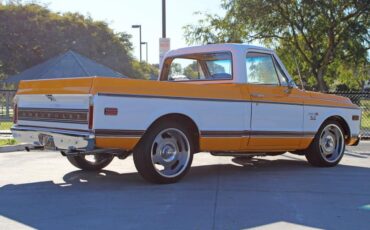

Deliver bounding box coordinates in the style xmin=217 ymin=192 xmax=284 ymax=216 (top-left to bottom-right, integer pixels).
xmin=67 ymin=154 xmax=114 ymax=171
xmin=305 ymin=121 xmax=345 ymax=167
xmin=133 ymin=121 xmax=194 ymax=184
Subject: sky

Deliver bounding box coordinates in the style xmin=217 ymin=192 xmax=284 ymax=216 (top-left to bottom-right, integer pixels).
xmin=37 ymin=0 xmax=225 ymax=64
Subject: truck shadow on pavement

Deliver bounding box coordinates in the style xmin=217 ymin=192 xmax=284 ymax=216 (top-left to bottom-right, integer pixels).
xmin=0 ymin=157 xmax=369 ymax=230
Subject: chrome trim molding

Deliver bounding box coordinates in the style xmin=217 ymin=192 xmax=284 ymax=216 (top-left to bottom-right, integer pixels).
xmin=98 ymin=93 xmax=359 ymax=110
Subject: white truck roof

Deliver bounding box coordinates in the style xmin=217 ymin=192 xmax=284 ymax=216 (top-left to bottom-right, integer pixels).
xmin=165 ymin=43 xmax=272 ymax=58
xmin=161 ymin=43 xmax=281 ymax=84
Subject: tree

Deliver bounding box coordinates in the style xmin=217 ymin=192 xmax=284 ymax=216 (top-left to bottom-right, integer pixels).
xmin=131 ymin=61 xmax=159 ymax=80
xmin=0 ymin=2 xmax=139 ymax=81
xmin=184 ymin=0 xmax=369 ymax=91
xmin=183 ymin=61 xmax=199 ymax=79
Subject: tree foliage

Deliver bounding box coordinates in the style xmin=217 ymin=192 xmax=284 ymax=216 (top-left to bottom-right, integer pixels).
xmin=131 ymin=61 xmax=159 ymax=80
xmin=0 ymin=2 xmax=153 ymax=82
xmin=184 ymin=0 xmax=369 ymax=91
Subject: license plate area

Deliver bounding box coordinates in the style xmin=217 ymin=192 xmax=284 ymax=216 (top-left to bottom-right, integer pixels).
xmin=38 ymin=134 xmax=56 ymax=150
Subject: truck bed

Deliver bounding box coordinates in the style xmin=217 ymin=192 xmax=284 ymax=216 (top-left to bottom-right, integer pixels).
xmin=17 ymin=76 xmax=244 ymax=101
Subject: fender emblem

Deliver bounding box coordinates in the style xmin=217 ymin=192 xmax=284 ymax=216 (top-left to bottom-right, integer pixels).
xmin=46 ymin=94 xmax=56 ymax=102
xmin=309 ymin=112 xmax=319 ymax=120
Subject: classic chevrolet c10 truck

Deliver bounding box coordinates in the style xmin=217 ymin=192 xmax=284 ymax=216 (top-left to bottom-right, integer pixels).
xmin=12 ymin=44 xmax=361 ymax=183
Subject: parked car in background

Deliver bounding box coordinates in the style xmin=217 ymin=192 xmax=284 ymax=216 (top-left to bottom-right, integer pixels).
xmin=11 ymin=44 xmax=361 ymax=183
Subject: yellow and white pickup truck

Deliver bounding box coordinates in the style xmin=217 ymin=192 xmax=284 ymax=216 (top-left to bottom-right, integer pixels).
xmin=12 ymin=44 xmax=361 ymax=183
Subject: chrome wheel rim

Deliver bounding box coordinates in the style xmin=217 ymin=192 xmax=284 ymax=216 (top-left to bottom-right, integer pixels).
xmin=319 ymin=124 xmax=345 ymax=163
xmin=151 ymin=128 xmax=191 ymax=178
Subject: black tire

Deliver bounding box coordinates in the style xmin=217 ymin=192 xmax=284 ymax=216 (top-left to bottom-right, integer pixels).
xmin=133 ymin=121 xmax=194 ymax=184
xmin=305 ymin=120 xmax=345 ymax=167
xmin=67 ymin=154 xmax=114 ymax=171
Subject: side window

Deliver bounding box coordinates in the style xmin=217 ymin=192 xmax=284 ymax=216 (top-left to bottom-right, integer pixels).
xmin=246 ymin=52 xmax=280 ymax=85
xmin=164 ymin=52 xmax=232 ymax=81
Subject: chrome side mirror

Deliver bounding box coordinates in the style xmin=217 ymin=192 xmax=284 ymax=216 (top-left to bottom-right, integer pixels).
xmin=287 ymin=79 xmax=295 ymax=89
xmin=284 ymin=79 xmax=295 ymax=94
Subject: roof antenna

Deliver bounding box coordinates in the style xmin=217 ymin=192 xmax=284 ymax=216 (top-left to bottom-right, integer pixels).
xmin=293 ymin=56 xmax=305 ymax=91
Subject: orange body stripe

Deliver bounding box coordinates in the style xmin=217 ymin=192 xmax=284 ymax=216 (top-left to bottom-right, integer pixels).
xmin=200 ymin=137 xmax=244 ymax=151
xmin=96 ymin=137 xmax=140 ymax=150
xmin=17 ymin=77 xmax=357 ymax=109
xmin=248 ymin=137 xmax=301 ymax=148
xmin=200 ymin=136 xmax=314 ymax=152
xmin=91 ymin=78 xmax=247 ymax=101
xmin=17 ymin=77 xmax=93 ymax=95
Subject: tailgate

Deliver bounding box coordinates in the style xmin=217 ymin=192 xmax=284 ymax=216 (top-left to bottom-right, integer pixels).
xmin=15 ymin=78 xmax=94 ymax=130
xmin=16 ymin=94 xmax=91 ymax=130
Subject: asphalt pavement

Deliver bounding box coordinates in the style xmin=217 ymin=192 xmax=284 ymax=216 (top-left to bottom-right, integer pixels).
xmin=0 ymin=142 xmax=369 ymax=230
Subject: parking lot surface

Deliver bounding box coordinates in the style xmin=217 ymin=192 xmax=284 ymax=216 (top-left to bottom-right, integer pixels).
xmin=0 ymin=142 xmax=369 ymax=230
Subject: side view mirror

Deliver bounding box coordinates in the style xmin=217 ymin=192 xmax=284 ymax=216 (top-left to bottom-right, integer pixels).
xmin=287 ymin=79 xmax=295 ymax=89
xmin=284 ymin=79 xmax=295 ymax=94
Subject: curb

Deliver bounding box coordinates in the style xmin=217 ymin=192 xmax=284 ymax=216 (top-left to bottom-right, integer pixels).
xmin=0 ymin=144 xmax=33 ymax=153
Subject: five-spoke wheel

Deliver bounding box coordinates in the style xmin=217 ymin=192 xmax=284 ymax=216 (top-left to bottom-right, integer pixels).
xmin=305 ymin=120 xmax=345 ymax=167
xmin=151 ymin=128 xmax=191 ymax=178
xmin=133 ymin=121 xmax=194 ymax=184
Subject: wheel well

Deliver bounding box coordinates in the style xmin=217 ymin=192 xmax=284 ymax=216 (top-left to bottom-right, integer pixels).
xmin=323 ymin=116 xmax=351 ymax=141
xmin=146 ymin=113 xmax=200 ymax=153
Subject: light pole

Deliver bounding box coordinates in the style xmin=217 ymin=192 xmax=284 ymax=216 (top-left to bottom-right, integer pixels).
xmin=162 ymin=0 xmax=166 ymax=38
xmin=159 ymin=0 xmax=170 ymax=64
xmin=141 ymin=42 xmax=148 ymax=63
xmin=132 ymin=24 xmax=142 ymax=62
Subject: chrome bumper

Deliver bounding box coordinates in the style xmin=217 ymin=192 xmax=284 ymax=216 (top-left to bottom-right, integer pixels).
xmin=11 ymin=125 xmax=95 ymax=150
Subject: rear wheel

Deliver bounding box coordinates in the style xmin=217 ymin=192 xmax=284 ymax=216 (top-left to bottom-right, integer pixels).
xmin=67 ymin=154 xmax=114 ymax=171
xmin=133 ymin=121 xmax=194 ymax=184
xmin=305 ymin=121 xmax=345 ymax=167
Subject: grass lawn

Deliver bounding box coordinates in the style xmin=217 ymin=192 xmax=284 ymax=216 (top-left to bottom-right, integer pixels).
xmin=0 ymin=121 xmax=13 ymax=130
xmin=0 ymin=139 xmax=17 ymax=146
xmin=361 ymin=112 xmax=370 ymax=130
xmin=360 ymin=100 xmax=370 ymax=130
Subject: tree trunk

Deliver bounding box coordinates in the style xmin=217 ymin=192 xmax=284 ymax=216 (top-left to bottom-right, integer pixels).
xmin=316 ymin=68 xmax=328 ymax=92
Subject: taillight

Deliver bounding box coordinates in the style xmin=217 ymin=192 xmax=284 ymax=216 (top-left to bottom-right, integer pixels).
xmin=88 ymin=105 xmax=94 ymax=130
xmin=13 ymin=104 xmax=18 ymax=124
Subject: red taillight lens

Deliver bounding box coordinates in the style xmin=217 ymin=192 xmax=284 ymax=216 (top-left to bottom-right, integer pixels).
xmin=88 ymin=105 xmax=94 ymax=129
xmin=13 ymin=104 xmax=18 ymax=124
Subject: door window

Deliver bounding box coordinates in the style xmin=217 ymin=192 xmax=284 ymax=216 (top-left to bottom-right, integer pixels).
xmin=246 ymin=53 xmax=280 ymax=85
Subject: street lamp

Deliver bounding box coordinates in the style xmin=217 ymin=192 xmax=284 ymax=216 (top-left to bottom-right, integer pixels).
xmin=159 ymin=0 xmax=170 ymax=64
xmin=132 ymin=24 xmax=142 ymax=62
xmin=141 ymin=42 xmax=148 ymax=63
xmin=162 ymin=0 xmax=166 ymax=38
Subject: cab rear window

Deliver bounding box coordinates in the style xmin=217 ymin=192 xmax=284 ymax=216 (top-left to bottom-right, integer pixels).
xmin=162 ymin=52 xmax=232 ymax=81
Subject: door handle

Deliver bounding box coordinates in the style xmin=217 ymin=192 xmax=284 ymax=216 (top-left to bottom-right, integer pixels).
xmin=251 ymin=93 xmax=264 ymax=98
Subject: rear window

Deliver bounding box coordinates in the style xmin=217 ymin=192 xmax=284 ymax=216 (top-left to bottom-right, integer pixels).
xmin=162 ymin=52 xmax=232 ymax=81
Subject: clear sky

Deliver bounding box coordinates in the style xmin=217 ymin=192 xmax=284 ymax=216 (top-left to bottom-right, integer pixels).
xmin=37 ymin=0 xmax=225 ymax=64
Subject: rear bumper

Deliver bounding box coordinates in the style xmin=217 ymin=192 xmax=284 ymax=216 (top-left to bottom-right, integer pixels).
xmin=11 ymin=125 xmax=95 ymax=150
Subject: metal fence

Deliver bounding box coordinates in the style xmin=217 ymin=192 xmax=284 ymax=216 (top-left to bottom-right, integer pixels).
xmin=0 ymin=90 xmax=16 ymax=134
xmin=328 ymin=91 xmax=370 ymax=138
xmin=0 ymin=89 xmax=369 ymax=138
